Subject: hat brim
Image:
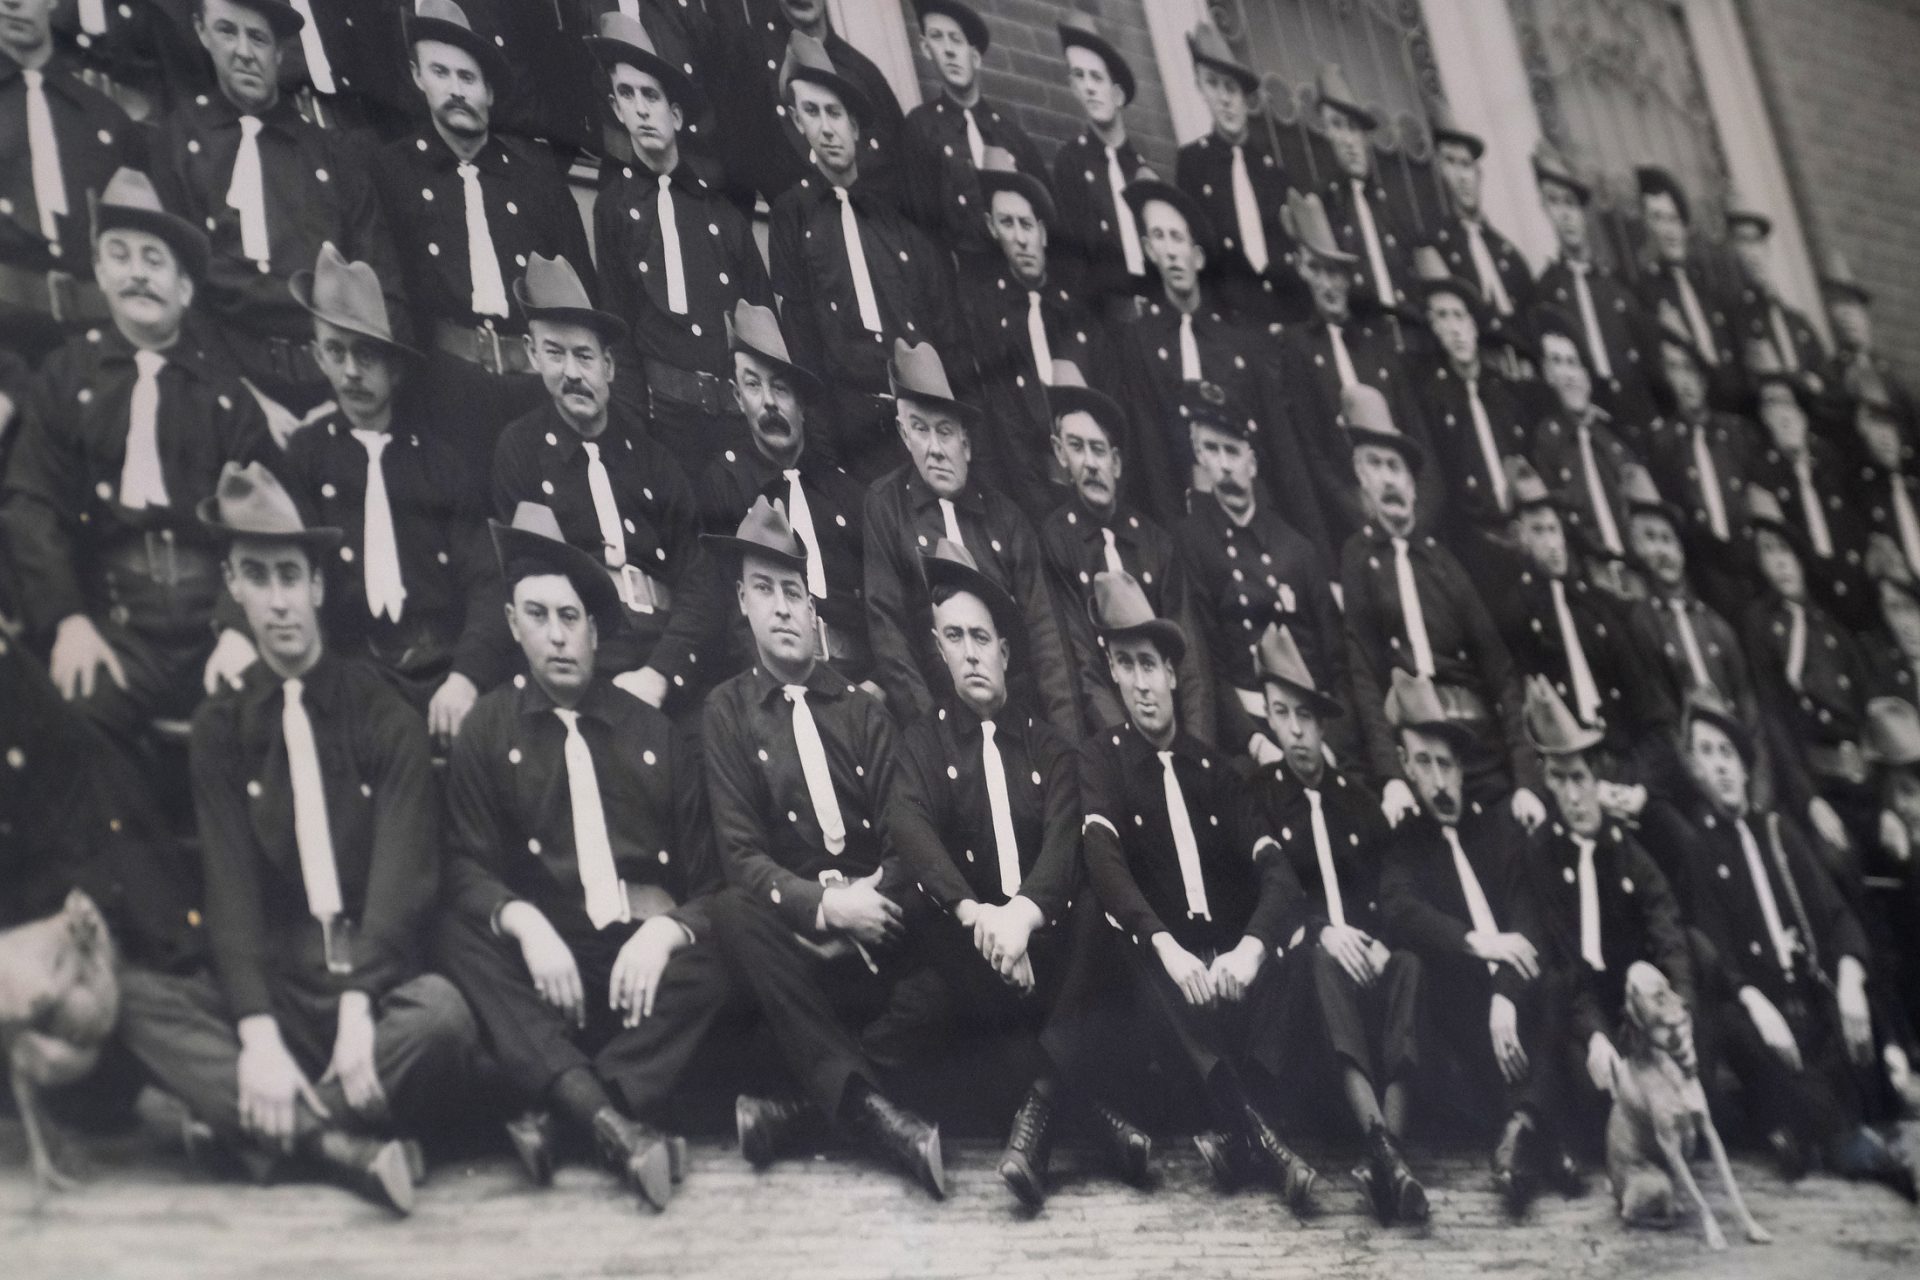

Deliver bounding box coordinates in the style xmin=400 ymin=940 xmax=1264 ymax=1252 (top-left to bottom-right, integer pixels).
xmin=585 ymin=38 xmax=702 ymax=114
xmin=1124 ymin=179 xmax=1216 ymax=251
xmin=889 ymin=380 xmax=981 ymax=431
xmin=1047 ymin=383 xmax=1125 ymax=442
xmin=1415 ymin=272 xmax=1485 ymax=319
xmin=1090 ymin=596 xmax=1187 ymax=663
xmin=1684 ymin=701 xmax=1754 ymax=764
xmin=513 ymin=279 xmax=630 ymax=343
xmin=1192 ymin=50 xmax=1259 ymax=94
xmin=1258 ymin=671 xmax=1344 ymax=720
xmin=409 ymin=16 xmax=511 ymax=90
xmin=1394 ymin=715 xmax=1478 ymax=748
xmin=1432 ymin=126 xmax=1485 ymax=159
xmin=1534 ymin=166 xmax=1592 ymax=205
xmin=1747 ymin=514 xmax=1810 ymax=566
xmin=96 ymin=204 xmax=209 ymax=282
xmin=920 ymin=0 xmax=989 ymax=51
xmin=195 ymin=495 xmax=343 ymax=550
xmin=924 ymin=552 xmax=1022 ymax=640
xmin=1319 ymin=92 xmax=1378 ymax=131
xmin=1059 ymin=27 xmax=1135 ymax=101
xmin=979 ymin=169 xmax=1057 ymax=227
xmin=785 ymin=66 xmax=874 ymax=127
xmin=1347 ymin=425 xmax=1424 ymax=471
xmin=491 ymin=521 xmax=622 ymax=622
xmin=729 ymin=334 xmax=824 ymax=398
xmin=289 ymin=270 xmax=423 ymax=358
xmin=700 ymin=532 xmax=808 ymax=578
xmin=234 ymin=0 xmax=305 ymax=39
xmin=1526 ymin=720 xmax=1605 ymax=756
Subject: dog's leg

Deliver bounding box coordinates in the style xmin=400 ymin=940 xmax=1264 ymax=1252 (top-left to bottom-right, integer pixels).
xmin=11 ymin=1071 xmax=78 ymax=1201
xmin=1656 ymin=1130 xmax=1726 ymax=1251
xmin=1699 ymin=1116 xmax=1771 ymax=1244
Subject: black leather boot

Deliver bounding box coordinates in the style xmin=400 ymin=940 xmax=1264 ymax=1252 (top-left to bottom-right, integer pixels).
xmin=998 ymin=1087 xmax=1056 ymax=1208
xmin=734 ymin=1093 xmax=822 ymax=1169
xmin=849 ymin=1085 xmax=946 ymax=1198
xmin=309 ymin=1130 xmax=415 ymax=1216
xmin=592 ymin=1107 xmax=673 ymax=1210
xmin=1240 ymin=1099 xmax=1317 ymax=1214
xmin=504 ymin=1109 xmax=556 ymax=1187
xmin=1192 ymin=1130 xmax=1246 ymax=1191
xmin=1369 ymin=1123 xmax=1427 ymax=1225
xmin=1491 ymin=1110 xmax=1537 ymax=1214
xmin=1084 ymin=1096 xmax=1153 ymax=1186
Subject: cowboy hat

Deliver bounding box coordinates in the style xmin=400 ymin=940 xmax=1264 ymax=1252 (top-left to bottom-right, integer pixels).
xmin=923 ymin=537 xmax=1020 ymax=640
xmin=514 ymin=253 xmax=628 ymax=343
xmin=290 ymin=241 xmax=421 ymax=357
xmin=700 ymin=494 xmax=810 ymax=577
xmin=491 ymin=500 xmax=620 ymax=623
xmin=1057 ymin=12 xmax=1135 ymax=103
xmin=1088 ymin=569 xmax=1185 ymax=662
xmin=92 ymin=167 xmax=209 ymax=281
xmin=198 ymin=461 xmax=342 ymax=551
xmin=585 ymin=7 xmax=700 ymax=114
xmin=1256 ymin=622 xmax=1342 ymax=718
xmin=1523 ymin=674 xmax=1604 ymax=755
xmin=408 ymin=0 xmax=510 ymax=91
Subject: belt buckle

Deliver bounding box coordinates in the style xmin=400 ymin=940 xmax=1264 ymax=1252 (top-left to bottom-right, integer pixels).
xmin=321 ymin=915 xmax=354 ymax=976
xmin=47 ymin=269 xmax=76 ymax=325
xmin=144 ymin=529 xmax=180 ymax=587
xmin=483 ymin=324 xmax=504 ymax=376
xmin=617 ymin=563 xmax=658 ymax=614
xmin=814 ymin=616 xmax=832 ymax=662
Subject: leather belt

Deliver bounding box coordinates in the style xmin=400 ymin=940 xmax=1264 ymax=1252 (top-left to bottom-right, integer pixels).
xmin=643 ymin=357 xmax=734 ymax=416
xmin=1805 ymin=740 xmax=1868 ymax=786
xmin=434 ymin=319 xmax=532 ymax=375
xmin=0 ymin=259 xmax=109 ymax=325
xmin=610 ymin=563 xmax=673 ymax=615
xmin=815 ymin=616 xmax=870 ymax=668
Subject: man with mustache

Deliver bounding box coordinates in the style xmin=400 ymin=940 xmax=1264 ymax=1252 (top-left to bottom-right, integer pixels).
xmin=490 ymin=253 xmax=707 ymax=718
xmin=695 ymin=300 xmax=871 ymax=690
xmin=1038 ymin=362 xmax=1212 ymax=742
xmin=1424 ymin=104 xmax=1533 ymax=340
xmin=1049 ymin=12 xmax=1152 ymax=315
xmin=863 ymin=339 xmax=1077 ymax=737
xmin=1339 ymin=384 xmax=1542 ymax=824
xmin=371 ymin=0 xmax=593 ymax=456
xmin=1376 ymin=668 xmax=1568 ymax=1215
xmin=587 ymin=8 xmax=771 ymax=481
xmin=2 ymin=167 xmax=271 ymax=970
xmin=151 ymin=0 xmax=404 ymax=436
xmin=275 ymin=241 xmax=505 ymax=740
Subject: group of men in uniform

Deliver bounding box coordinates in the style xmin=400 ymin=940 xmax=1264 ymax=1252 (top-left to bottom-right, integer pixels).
xmin=3 ymin=0 xmax=1919 ymax=1230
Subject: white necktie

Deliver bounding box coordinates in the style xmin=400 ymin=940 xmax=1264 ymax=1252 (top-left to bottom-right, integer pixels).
xmin=1100 ymin=526 xmax=1125 ymax=576
xmin=352 ymin=430 xmax=406 ymax=622
xmin=22 ymin=70 xmax=67 ymax=245
xmin=1734 ymin=818 xmax=1795 ymax=975
xmin=1892 ymin=476 xmax=1920 ymax=578
xmin=1795 ymin=457 xmax=1833 ymax=559
xmin=962 ymin=107 xmax=985 ymax=169
xmin=1575 ymin=836 xmax=1604 ymax=971
xmin=555 ymin=708 xmax=628 ymax=930
xmin=581 ymin=440 xmax=626 ymax=569
xmin=786 ymin=685 xmax=846 ymax=855
xmin=1157 ymin=750 xmax=1210 ymax=920
xmin=1328 ymin=322 xmax=1357 ymax=390
xmin=287 ymin=0 xmax=337 ymax=95
xmin=1391 ymin=536 xmax=1435 ymax=677
xmin=939 ymin=497 xmax=964 ymax=548
xmin=1442 ymin=825 xmax=1501 ymax=961
xmin=458 ymin=161 xmax=509 ymax=318
xmin=1550 ymin=578 xmax=1604 ymax=726
xmin=1464 ymin=220 xmax=1512 ymax=315
xmin=1352 ymin=181 xmax=1394 ymax=304
xmin=980 ymin=721 xmax=1021 ymax=898
xmin=1692 ymin=425 xmax=1729 ymax=541
xmin=1569 ymin=264 xmax=1613 ymax=380
xmin=77 ymin=0 xmax=107 ymax=36
xmin=282 ymin=678 xmax=343 ymax=923
xmin=1466 ymin=378 xmax=1507 ymax=512
xmin=655 ymin=173 xmax=688 ymax=315
xmin=783 ymin=470 xmax=828 ymax=599
xmin=834 ymin=187 xmax=883 ymax=332
xmin=1106 ymin=146 xmax=1144 ymax=277
xmin=1025 ymin=292 xmax=1053 ymax=382
xmin=1577 ymin=422 xmax=1624 ymax=556
xmin=1674 ymin=269 xmax=1719 ymax=366
xmin=1671 ymin=597 xmax=1712 ymax=690
xmin=1305 ymin=787 xmax=1346 ymax=929
xmin=227 ymin=115 xmax=270 ymax=265
xmin=1229 ymin=145 xmax=1268 ymax=274
xmin=1784 ymin=600 xmax=1807 ymax=691
xmin=1770 ymin=302 xmax=1800 ymax=373
xmin=1177 ymin=313 xmax=1200 ymax=381
xmin=618 ymin=0 xmax=640 ymax=16
xmin=119 ymin=350 xmax=170 ymax=510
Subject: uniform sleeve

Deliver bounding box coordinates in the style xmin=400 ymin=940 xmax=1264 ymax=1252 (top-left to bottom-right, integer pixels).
xmin=641 ymin=459 xmax=710 ymax=686
xmin=349 ymin=684 xmax=438 ymax=999
xmin=665 ymin=721 xmax=723 ymax=942
xmin=704 ymin=686 xmax=825 ymax=932
xmin=1341 ymin=539 xmax=1401 ymax=783
xmin=1018 ymin=727 xmax=1083 ymax=926
xmin=440 ymin=698 xmax=517 ymax=927
xmin=1078 ymin=743 xmax=1166 ymax=944
xmin=1379 ymin=839 xmax=1472 ymax=960
xmin=861 ymin=487 xmax=934 ymax=722
xmin=189 ymin=700 xmax=274 ymax=1022
xmin=1007 ymin=517 xmax=1080 ymax=740
xmin=0 ymin=367 xmax=88 ymax=630
xmin=1232 ymin=787 xmax=1289 ymax=949
xmin=885 ymin=724 xmax=975 ymax=914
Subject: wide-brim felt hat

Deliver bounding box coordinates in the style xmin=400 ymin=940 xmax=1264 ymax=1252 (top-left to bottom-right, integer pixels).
xmin=1531 ymin=142 xmax=1591 ymax=204
xmin=1123 ymin=174 xmax=1216 ymax=251
xmin=1057 ymin=14 xmax=1135 ymax=102
xmin=1187 ymin=21 xmax=1258 ymax=93
xmin=1342 ymin=383 xmax=1424 ymax=469
xmin=408 ymin=0 xmax=511 ymax=91
xmin=888 ymin=339 xmax=979 ymax=428
xmin=290 ymin=241 xmax=422 ymax=357
xmin=1652 ymin=313 xmax=1710 ymax=374
xmin=1531 ymin=303 xmax=1595 ymax=373
xmin=1634 ymin=165 xmax=1692 ymax=224
xmin=585 ymin=9 xmax=701 ymax=114
xmin=700 ymin=494 xmax=810 ymax=577
xmin=92 ymin=168 xmax=209 ymax=281
xmin=1522 ymin=674 xmax=1604 ymax=755
xmin=514 ymin=253 xmax=629 ymax=342
xmin=1428 ymin=100 xmax=1484 ymax=158
xmin=923 ymin=538 xmax=1021 ymax=640
xmin=728 ymin=300 xmax=823 ymax=396
xmin=491 ymin=502 xmax=621 ymax=623
xmin=1047 ymin=381 xmax=1126 ymax=445
xmin=1505 ymin=455 xmax=1558 ymax=513
xmin=1088 ymin=569 xmax=1185 ymax=662
xmin=197 ymin=461 xmax=343 ymax=551
xmin=1256 ymin=623 xmax=1343 ymax=718
xmin=1315 ymin=62 xmax=1378 ymax=130
xmin=1383 ymin=667 xmax=1478 ymax=747
xmin=919 ymin=0 xmax=990 ymax=52
xmin=978 ymin=149 xmax=1057 ymax=226
xmin=1620 ymin=463 xmax=1683 ymax=531
xmin=1410 ymin=244 xmax=1484 ymax=319
xmin=1863 ymin=695 xmax=1920 ymax=768
xmin=1281 ymin=188 xmax=1357 ymax=265
xmin=1683 ymin=688 xmax=1754 ymax=764
xmin=781 ymin=32 xmax=874 ymax=126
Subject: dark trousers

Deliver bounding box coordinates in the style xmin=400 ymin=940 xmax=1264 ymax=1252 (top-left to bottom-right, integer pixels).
xmin=117 ymin=967 xmax=478 ymax=1143
xmin=1697 ymin=985 xmax=1884 ymax=1147
xmin=1417 ymin=959 xmax=1558 ymax=1131
xmin=433 ymin=910 xmax=748 ymax=1124
xmin=1291 ymin=943 xmax=1423 ymax=1092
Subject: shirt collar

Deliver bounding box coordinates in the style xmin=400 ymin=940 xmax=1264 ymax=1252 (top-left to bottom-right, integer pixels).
xmin=243 ymin=650 xmax=342 ymax=714
xmin=903 ymin=465 xmax=986 ymax=518
xmin=750 ymin=660 xmax=853 ymax=709
xmin=410 ymin=128 xmax=511 ymax=176
xmin=91 ymin=323 xmax=220 ymax=384
xmin=198 ymin=89 xmax=305 ymax=136
xmin=514 ymin=672 xmax=630 ymax=729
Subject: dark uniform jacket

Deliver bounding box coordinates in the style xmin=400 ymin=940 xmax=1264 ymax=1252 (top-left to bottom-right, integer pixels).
xmin=1733 ymin=285 xmax=1825 ymax=384
xmin=0 ymin=50 xmax=138 ymax=275
xmin=1642 ymin=409 xmax=1759 ymax=562
xmin=1428 ymin=212 xmax=1534 ymax=325
xmin=1049 ymin=129 xmax=1150 ymax=307
xmin=904 ymin=91 xmax=1047 ymax=252
xmin=1638 ymin=258 xmax=1741 ymax=371
xmin=1533 ymin=257 xmax=1660 ymax=425
xmin=1252 ymin=763 xmax=1388 ymax=948
xmin=1529 ymin=405 xmax=1640 ymax=565
xmin=1378 ymin=805 xmax=1537 ymax=1002
xmin=1172 ymin=129 xmax=1303 ymax=328
xmin=1417 ymin=355 xmax=1547 ymax=540
xmin=1322 ymin=172 xmax=1416 ymax=313
xmin=1750 ymin=436 xmax=1870 ymax=625
xmin=1741 ymin=592 xmax=1870 ymax=812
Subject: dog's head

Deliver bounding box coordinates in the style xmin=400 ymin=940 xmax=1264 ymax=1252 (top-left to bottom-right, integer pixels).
xmin=1623 ymin=960 xmax=1696 ymax=1075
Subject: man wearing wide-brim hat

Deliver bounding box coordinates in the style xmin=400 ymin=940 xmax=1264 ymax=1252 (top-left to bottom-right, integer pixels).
xmin=1745 ymin=357 xmax=1871 ymax=625
xmin=1426 ymin=100 xmax=1532 ymax=329
xmin=1316 ymin=61 xmax=1414 ymax=314
xmin=1635 ymin=166 xmax=1740 ymax=375
xmin=1527 ymin=305 xmax=1644 ymax=582
xmin=863 ymin=338 xmax=1079 ymax=737
xmin=1050 ymin=10 xmax=1155 ymax=312
xmin=118 ymin=459 xmax=477 ymax=1217
xmin=490 ymin=251 xmax=707 ymax=719
xmin=1724 ymin=191 xmax=1827 ymax=391
xmin=1817 ymin=250 xmax=1918 ymax=443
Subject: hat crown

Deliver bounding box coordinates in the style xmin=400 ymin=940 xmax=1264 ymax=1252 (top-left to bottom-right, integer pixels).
xmin=1531 ymin=141 xmax=1584 ymax=189
xmin=1256 ymin=623 xmax=1322 ymax=696
xmin=594 ymin=8 xmax=657 ymax=55
xmin=1412 ymin=245 xmax=1448 ymax=282
xmin=1745 ymin=486 xmax=1787 ymax=527
xmin=733 ymin=495 xmax=808 ymax=562
xmin=781 ymin=31 xmax=841 ymax=93
xmin=890 ymin=338 xmax=959 ymax=404
xmin=518 ymin=253 xmax=593 ymax=313
xmin=978 ymin=145 xmax=1019 ymax=176
xmin=506 ymin=500 xmax=566 ymax=544
xmin=210 ymin=461 xmax=313 ymax=538
xmin=730 ymin=299 xmax=795 ymax=367
xmin=1341 ymin=383 xmax=1397 ymax=438
xmin=1384 ymin=667 xmax=1451 ymax=732
xmin=1088 ymin=569 xmax=1158 ymax=632
xmin=1050 ymin=359 xmax=1088 ymax=390
xmin=1618 ymin=462 xmax=1665 ymax=511
xmin=1316 ymin=61 xmax=1361 ymax=111
xmin=1057 ymin=10 xmax=1102 ymax=40
xmin=1186 ymin=20 xmax=1246 ymax=75
xmin=1505 ymin=455 xmax=1550 ymax=507
xmin=98 ymin=166 xmax=166 ymax=217
xmin=1864 ymin=696 xmax=1920 ymax=766
xmin=305 ymin=241 xmax=394 ymax=341
xmin=415 ymin=0 xmax=472 ymax=33
xmin=1523 ymin=674 xmax=1601 ymax=753
xmin=1282 ymin=188 xmax=1347 ymax=262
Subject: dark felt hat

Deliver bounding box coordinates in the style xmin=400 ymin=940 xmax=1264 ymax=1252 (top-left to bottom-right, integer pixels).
xmin=1057 ymin=11 xmax=1135 ymax=103
xmin=1635 ymin=165 xmax=1692 ymax=224
xmin=924 ymin=537 xmax=1020 ymax=639
xmin=780 ymin=30 xmax=874 ymax=126
xmin=515 ymin=253 xmax=628 ymax=343
xmin=1411 ymin=243 xmax=1483 ymax=318
xmin=1123 ymin=170 xmax=1215 ymax=252
xmin=198 ymin=461 xmax=343 ymax=551
xmin=1682 ymin=686 xmax=1754 ymax=765
xmin=1383 ymin=668 xmax=1477 ymax=747
xmin=1088 ymin=569 xmax=1185 ymax=662
xmin=1342 ymin=382 xmax=1424 ymax=469
xmin=977 ymin=144 xmax=1056 ymax=226
xmin=225 ymin=0 xmax=306 ymax=39
xmin=408 ymin=0 xmax=510 ymax=91
xmin=918 ymin=0 xmax=989 ymax=52
xmin=1523 ymin=674 xmax=1604 ymax=755
xmin=700 ymin=494 xmax=810 ymax=577
xmin=728 ymin=299 xmax=822 ymax=396
xmin=1428 ymin=99 xmax=1484 ymax=159
xmin=1186 ymin=20 xmax=1258 ymax=94
xmin=1315 ymin=62 xmax=1377 ymax=130
xmin=1531 ymin=141 xmax=1591 ymax=204
xmin=585 ymin=7 xmax=701 ymax=114
xmin=92 ymin=167 xmax=209 ymax=281
xmin=491 ymin=501 xmax=620 ymax=623
xmin=1281 ymin=187 xmax=1357 ymax=265
xmin=1256 ymin=623 xmax=1343 ymax=718
xmin=1046 ymin=359 xmax=1126 ymax=444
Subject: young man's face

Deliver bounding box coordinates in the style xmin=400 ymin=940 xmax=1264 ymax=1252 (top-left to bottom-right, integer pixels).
xmin=1541 ymin=333 xmax=1593 ymax=411
xmin=1191 ymin=421 xmax=1256 ymax=503
xmin=1053 ymin=410 xmax=1120 ymax=514
xmin=1264 ymin=682 xmax=1326 ymax=783
xmin=738 ymin=554 xmax=816 ymax=671
xmin=95 ymin=228 xmax=192 ymax=337
xmin=610 ymin=62 xmax=682 ymax=163
xmin=1140 ymin=200 xmax=1202 ymax=299
xmin=226 ymin=538 xmax=321 ymax=671
xmin=528 ymin=319 xmax=614 ymax=432
xmin=1755 ymin=528 xmax=1805 ymax=602
xmin=507 ymin=572 xmax=597 ymax=698
xmin=413 ymin=38 xmax=492 ymax=140
xmin=1542 ymin=751 xmax=1602 ymax=838
xmin=1107 ymin=635 xmax=1176 ymax=741
xmin=1757 ymin=384 xmax=1808 ymax=455
xmin=1859 ymin=409 xmax=1904 ymax=472
xmin=1883 ymin=585 xmax=1920 ymax=659
xmin=1301 ymin=252 xmax=1350 ymax=322
xmin=311 ymin=317 xmax=400 ymax=426
xmin=1540 ymin=180 xmax=1588 ymax=254
xmin=1515 ymin=505 xmax=1570 ymax=579
xmin=734 ymin=350 xmax=805 ymax=457
xmin=1629 ymin=511 xmax=1687 ymax=590
xmin=898 ymin=395 xmax=971 ymax=497
xmin=919 ymin=13 xmax=979 ymax=94
xmin=1397 ymin=727 xmax=1463 ymax=825
xmin=1195 ymin=63 xmax=1248 ymax=141
xmin=1686 ymin=719 xmax=1749 ymax=815
xmin=0 ymin=0 xmax=56 ymax=62
xmin=1731 ymin=224 xmax=1771 ymax=289
xmin=1322 ymin=103 xmax=1370 ymax=179
xmin=1436 ymin=139 xmax=1480 ymax=215
xmin=789 ymin=79 xmax=860 ymax=177
xmin=1065 ymin=46 xmax=1122 ymax=127
xmin=1425 ymin=290 xmax=1479 ymax=368
xmin=932 ymin=589 xmax=1008 ymax=718
xmin=197 ymin=0 xmax=283 ymax=113
xmin=1660 ymin=340 xmax=1707 ymax=417
xmin=986 ymin=190 xmax=1047 ymax=285
xmin=1354 ymin=442 xmax=1415 ymax=530
xmin=1642 ymin=191 xmax=1689 ymax=264
xmin=1886 ymin=768 xmax=1920 ymax=838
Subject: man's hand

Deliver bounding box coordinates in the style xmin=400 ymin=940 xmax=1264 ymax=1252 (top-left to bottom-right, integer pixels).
xmin=609 ymin=915 xmax=688 ymax=1028
xmin=1837 ymin=955 xmax=1874 ymax=1067
xmin=857 ymin=679 xmax=887 ymax=706
xmin=612 ymin=666 xmax=669 ymax=708
xmin=1586 ymin=1031 xmax=1622 ymax=1094
xmin=1740 ymin=985 xmax=1802 ymax=1072
xmin=50 ymin=614 xmax=127 ymax=701
xmin=1808 ymin=796 xmax=1851 ymax=851
xmin=1597 ymin=781 xmax=1649 ymax=821
xmin=1247 ymin=734 xmax=1282 ymax=767
xmin=1466 ymin=930 xmax=1540 ymax=981
xmin=1879 ymin=808 xmax=1912 ymax=864
xmin=971 ymin=897 xmax=1042 ymax=986
xmin=1489 ymin=993 xmax=1529 ymax=1083
xmin=320 ymin=992 xmax=387 ymax=1119
xmin=1152 ymin=932 xmax=1212 ymax=1007
xmin=427 ymin=672 xmax=479 ymax=742
xmin=1510 ymin=787 xmax=1547 ymax=832
xmin=202 ymin=627 xmax=258 ymax=694
xmin=820 ymin=869 xmax=903 ymax=948
xmin=237 ymin=1015 xmax=326 ymax=1151
xmin=1381 ymin=778 xmax=1419 ymax=828
xmin=501 ymin=902 xmax=585 ymax=1028
xmin=242 ymin=379 xmax=308 ymax=448
xmin=1208 ymin=935 xmax=1266 ymax=1003
xmin=1319 ymin=923 xmax=1381 ymax=987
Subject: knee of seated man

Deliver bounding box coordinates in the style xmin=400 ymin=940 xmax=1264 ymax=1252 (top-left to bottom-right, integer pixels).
xmin=391 ymin=973 xmax=481 ymax=1047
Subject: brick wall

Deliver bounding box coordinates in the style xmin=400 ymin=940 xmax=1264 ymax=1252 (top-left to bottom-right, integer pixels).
xmin=905 ymin=0 xmax=1183 ymax=176
xmin=1739 ymin=0 xmax=1920 ymax=383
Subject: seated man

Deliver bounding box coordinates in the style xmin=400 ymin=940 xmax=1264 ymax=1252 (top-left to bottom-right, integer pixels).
xmin=1315 ymin=63 xmax=1415 ymax=316
xmin=1251 ymin=623 xmax=1425 ymax=1226
xmin=1076 ymin=570 xmax=1318 ymax=1213
xmin=1424 ymin=105 xmax=1532 ymax=336
xmin=884 ymin=539 xmax=1148 ymax=1208
xmin=1748 ymin=364 xmax=1868 ymax=629
xmin=1528 ymin=308 xmax=1642 ymax=592
xmin=278 ymin=241 xmax=504 ymax=737
xmin=435 ymin=501 xmax=737 ymax=1210
xmin=118 ymin=462 xmax=476 ymax=1215
xmin=1377 ymin=669 xmax=1573 ymax=1213
xmin=701 ymin=498 xmax=945 ymax=1198
xmin=1516 ymin=676 xmax=1694 ymax=1149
